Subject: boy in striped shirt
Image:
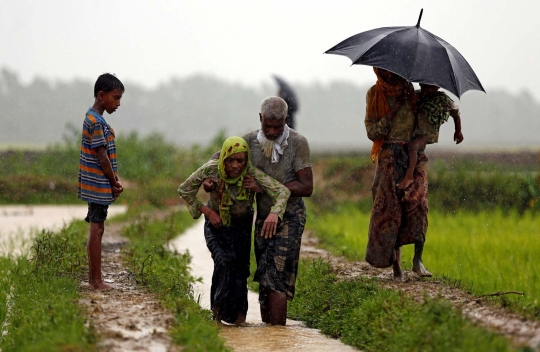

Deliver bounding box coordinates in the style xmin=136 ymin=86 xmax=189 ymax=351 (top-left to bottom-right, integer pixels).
xmin=78 ymin=73 xmax=124 ymax=290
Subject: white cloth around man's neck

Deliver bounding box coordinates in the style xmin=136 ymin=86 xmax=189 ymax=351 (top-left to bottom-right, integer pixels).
xmin=256 ymin=124 xmax=290 ymax=163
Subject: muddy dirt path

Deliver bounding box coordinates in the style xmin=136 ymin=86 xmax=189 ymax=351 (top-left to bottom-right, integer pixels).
xmin=170 ymin=220 xmax=356 ymax=352
xmin=301 ymin=231 xmax=540 ymax=350
xmin=79 ymin=223 xmax=179 ymax=352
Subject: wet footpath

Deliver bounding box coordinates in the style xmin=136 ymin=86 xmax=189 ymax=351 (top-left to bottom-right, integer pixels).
xmin=170 ymin=220 xmax=357 ymax=352
xmin=0 ymin=205 xmax=126 ymax=256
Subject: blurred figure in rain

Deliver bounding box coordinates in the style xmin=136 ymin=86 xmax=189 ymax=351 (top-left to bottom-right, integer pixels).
xmin=364 ymin=68 xmax=432 ymax=280
xmin=274 ymin=75 xmax=299 ymax=130
xmin=204 ymin=97 xmax=313 ymax=325
xmin=78 ymin=73 xmax=124 ymax=290
xmin=397 ymin=83 xmax=464 ymax=190
xmin=178 ymin=136 xmax=290 ymax=325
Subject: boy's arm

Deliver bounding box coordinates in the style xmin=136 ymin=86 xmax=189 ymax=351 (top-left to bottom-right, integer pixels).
xmin=96 ymin=146 xmax=123 ymax=196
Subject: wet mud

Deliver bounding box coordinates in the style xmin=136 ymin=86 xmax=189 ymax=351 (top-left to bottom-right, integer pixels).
xmin=301 ymin=231 xmax=540 ymax=350
xmin=79 ymin=223 xmax=179 ymax=352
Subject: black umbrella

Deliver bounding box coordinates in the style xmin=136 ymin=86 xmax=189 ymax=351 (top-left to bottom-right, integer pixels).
xmin=325 ymin=9 xmax=485 ymax=98
xmin=273 ymin=75 xmax=299 ymax=129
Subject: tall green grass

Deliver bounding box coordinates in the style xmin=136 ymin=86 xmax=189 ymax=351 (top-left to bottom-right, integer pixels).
xmin=425 ymin=210 xmax=540 ymax=317
xmin=306 ymin=205 xmax=540 ymax=317
xmin=0 ymin=221 xmax=96 ymax=351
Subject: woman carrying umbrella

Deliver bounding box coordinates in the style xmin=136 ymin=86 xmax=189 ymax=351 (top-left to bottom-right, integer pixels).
xmin=364 ymin=68 xmax=431 ymax=280
xmin=178 ymin=136 xmax=290 ymax=324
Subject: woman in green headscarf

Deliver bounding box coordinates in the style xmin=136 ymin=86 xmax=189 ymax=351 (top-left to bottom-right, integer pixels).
xmin=178 ymin=136 xmax=290 ymax=325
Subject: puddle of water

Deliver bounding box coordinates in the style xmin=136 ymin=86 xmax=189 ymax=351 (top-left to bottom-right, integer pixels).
xmin=0 ymin=205 xmax=127 ymax=256
xmin=170 ymin=221 xmax=356 ymax=352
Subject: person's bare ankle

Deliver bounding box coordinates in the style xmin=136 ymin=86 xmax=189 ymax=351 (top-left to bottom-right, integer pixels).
xmin=90 ymin=281 xmax=113 ymax=291
xmin=235 ymin=311 xmax=246 ymax=326
xmin=412 ymin=260 xmax=432 ymax=277
xmin=212 ymin=305 xmax=223 ymax=324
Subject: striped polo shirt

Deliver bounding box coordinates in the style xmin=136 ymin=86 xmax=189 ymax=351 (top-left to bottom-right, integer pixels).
xmin=77 ymin=108 xmax=118 ymax=205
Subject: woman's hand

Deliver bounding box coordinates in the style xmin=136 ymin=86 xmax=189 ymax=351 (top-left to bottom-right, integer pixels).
xmin=260 ymin=213 xmax=279 ymax=239
xmin=242 ymin=175 xmax=264 ymax=193
xmin=202 ymin=177 xmax=219 ymax=193
xmin=200 ymin=205 xmax=222 ymax=228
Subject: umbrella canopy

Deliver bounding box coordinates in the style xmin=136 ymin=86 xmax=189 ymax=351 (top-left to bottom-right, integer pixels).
xmin=325 ymin=9 xmax=485 ymax=98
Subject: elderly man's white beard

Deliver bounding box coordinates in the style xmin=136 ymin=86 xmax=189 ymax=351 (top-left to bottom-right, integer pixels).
xmin=262 ymin=139 xmax=275 ymax=159
xmin=256 ymin=124 xmax=290 ymax=163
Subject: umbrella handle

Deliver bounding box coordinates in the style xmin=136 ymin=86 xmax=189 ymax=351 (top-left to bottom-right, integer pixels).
xmin=416 ymin=9 xmax=423 ymax=28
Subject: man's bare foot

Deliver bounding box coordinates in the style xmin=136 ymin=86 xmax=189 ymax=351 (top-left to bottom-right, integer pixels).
xmin=412 ymin=261 xmax=432 ymax=277
xmin=90 ymin=282 xmax=113 ymax=291
xmin=397 ymin=176 xmax=414 ymax=190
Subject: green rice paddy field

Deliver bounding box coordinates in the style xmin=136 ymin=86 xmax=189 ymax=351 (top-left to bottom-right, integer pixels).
xmin=307 ymin=206 xmax=540 ymax=316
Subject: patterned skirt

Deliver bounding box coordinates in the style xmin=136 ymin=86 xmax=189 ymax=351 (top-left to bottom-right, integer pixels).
xmin=254 ymin=200 xmax=306 ymax=302
xmin=204 ymin=210 xmax=253 ymax=324
xmin=365 ymin=142 xmax=429 ymax=268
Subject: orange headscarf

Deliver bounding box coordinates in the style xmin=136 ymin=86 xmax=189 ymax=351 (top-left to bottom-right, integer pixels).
xmin=367 ymin=67 xmax=417 ymax=162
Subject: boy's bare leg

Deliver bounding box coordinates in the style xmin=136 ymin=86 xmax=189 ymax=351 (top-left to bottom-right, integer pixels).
xmin=392 ymin=247 xmax=404 ymax=281
xmin=412 ymin=241 xmax=432 ymax=277
xmin=88 ymin=221 xmax=113 ymax=290
xmin=268 ymin=290 xmax=287 ymax=325
xmin=397 ymin=136 xmax=427 ymax=190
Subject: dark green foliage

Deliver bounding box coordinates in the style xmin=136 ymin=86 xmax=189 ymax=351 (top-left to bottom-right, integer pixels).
xmin=429 ymin=160 xmax=539 ymax=214
xmin=0 ymin=175 xmax=77 ymax=204
xmin=310 ymin=153 xmax=540 ymax=215
xmin=0 ymin=129 xmax=226 ymax=206
xmin=289 ymin=259 xmax=512 ymax=352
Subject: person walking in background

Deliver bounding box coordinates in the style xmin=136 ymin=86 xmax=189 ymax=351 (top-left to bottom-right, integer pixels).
xmin=78 ymin=73 xmax=124 ymax=290
xmin=178 ymin=136 xmax=290 ymax=325
xmin=274 ymin=75 xmax=299 ymax=130
xmin=364 ymin=68 xmax=432 ymax=280
xmin=397 ymin=83 xmax=464 ymax=190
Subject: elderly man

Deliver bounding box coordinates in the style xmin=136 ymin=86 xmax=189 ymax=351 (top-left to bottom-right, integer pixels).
xmin=244 ymin=96 xmax=312 ymax=325
xmin=205 ymin=96 xmax=313 ymax=325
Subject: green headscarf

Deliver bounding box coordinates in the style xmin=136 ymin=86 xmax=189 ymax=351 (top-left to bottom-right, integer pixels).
xmin=217 ymin=137 xmax=251 ymax=227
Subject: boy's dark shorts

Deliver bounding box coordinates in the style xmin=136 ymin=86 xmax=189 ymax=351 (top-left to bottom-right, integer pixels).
xmin=85 ymin=202 xmax=109 ymax=223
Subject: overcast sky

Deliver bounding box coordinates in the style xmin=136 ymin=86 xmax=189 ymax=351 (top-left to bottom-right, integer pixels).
xmin=1 ymin=0 xmax=539 ymax=100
